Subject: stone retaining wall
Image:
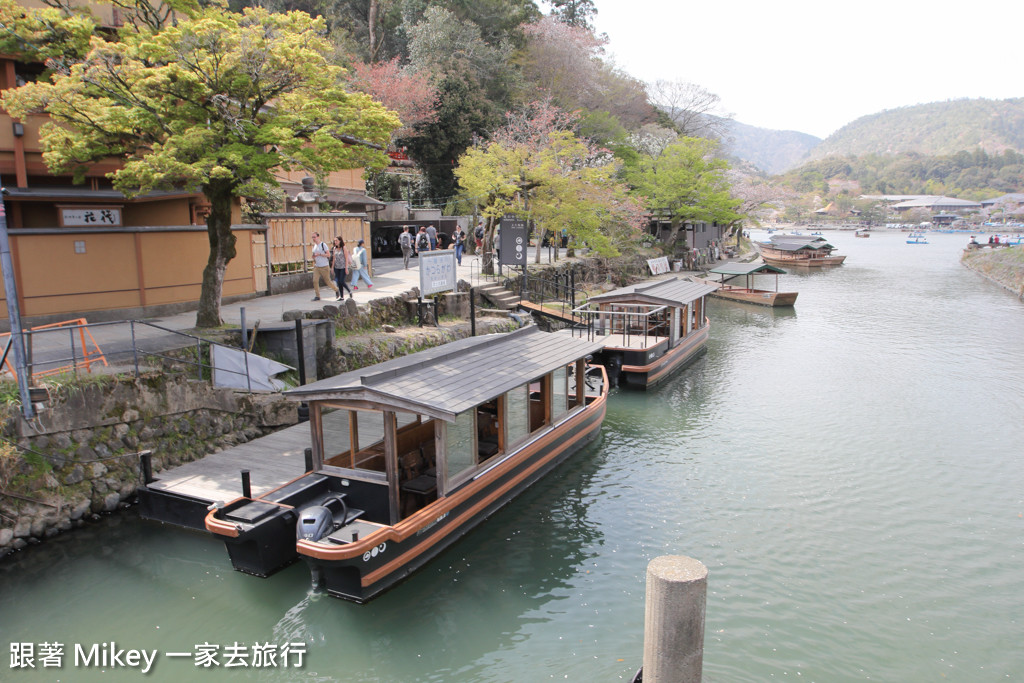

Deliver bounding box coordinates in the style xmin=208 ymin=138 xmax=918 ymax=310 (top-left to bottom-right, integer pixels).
xmin=0 ymin=375 xmax=298 ymax=559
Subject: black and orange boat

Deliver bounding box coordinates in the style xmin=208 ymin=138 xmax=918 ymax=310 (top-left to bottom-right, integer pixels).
xmin=205 ymin=327 xmax=607 ymax=602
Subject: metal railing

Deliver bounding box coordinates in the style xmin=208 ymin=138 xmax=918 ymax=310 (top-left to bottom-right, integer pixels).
xmin=1 ymin=320 xmax=265 ymax=392
xmin=569 ymin=303 xmax=671 ymax=349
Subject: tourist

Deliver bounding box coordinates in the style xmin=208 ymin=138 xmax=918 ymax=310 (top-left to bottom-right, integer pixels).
xmin=398 ymin=226 xmax=413 ymax=269
xmin=415 ymin=226 xmax=430 ymax=255
xmin=332 ymin=237 xmax=353 ymax=300
xmin=452 ymin=225 xmax=466 ymax=265
xmin=426 ymin=224 xmax=437 ymax=251
xmin=350 ymin=239 xmax=373 ymax=290
xmin=474 ymin=222 xmax=484 ymax=250
xmin=310 ymin=232 xmax=340 ymax=301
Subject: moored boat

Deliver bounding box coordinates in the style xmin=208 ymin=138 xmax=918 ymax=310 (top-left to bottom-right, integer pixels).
xmin=700 ymin=262 xmax=797 ymax=307
xmin=205 ymin=327 xmax=608 ymax=602
xmin=754 ymin=235 xmax=846 ymax=268
xmin=855 ymin=230 xmax=870 ymax=238
xmin=569 ymin=277 xmax=715 ymax=389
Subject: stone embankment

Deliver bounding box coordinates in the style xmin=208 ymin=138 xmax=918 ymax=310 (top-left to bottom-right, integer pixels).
xmin=961 ymin=246 xmax=1024 ymax=298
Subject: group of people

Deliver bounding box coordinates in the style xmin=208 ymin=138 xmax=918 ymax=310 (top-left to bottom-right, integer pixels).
xmin=310 ymin=232 xmax=372 ymax=302
xmin=397 ymin=224 xmax=469 ymax=268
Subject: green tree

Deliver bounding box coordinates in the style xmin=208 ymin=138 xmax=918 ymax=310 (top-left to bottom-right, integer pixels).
xmin=2 ymin=4 xmax=399 ymax=327
xmin=624 ymin=137 xmax=740 ymax=253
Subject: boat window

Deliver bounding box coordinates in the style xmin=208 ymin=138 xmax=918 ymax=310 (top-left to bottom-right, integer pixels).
xmin=320 ymin=406 xmax=417 ymax=474
xmin=445 ymin=410 xmax=476 ymax=488
xmin=552 ymin=367 xmax=567 ymax=420
xmin=476 ymin=398 xmax=501 ymax=461
xmin=505 ymin=384 xmax=530 ymax=448
xmin=528 ymin=376 xmax=549 ymax=432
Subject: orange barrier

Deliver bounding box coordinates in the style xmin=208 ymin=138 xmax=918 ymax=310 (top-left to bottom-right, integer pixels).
xmin=0 ymin=318 xmax=108 ymax=381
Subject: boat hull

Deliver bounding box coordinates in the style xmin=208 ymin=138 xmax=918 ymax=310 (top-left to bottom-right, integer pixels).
xmin=761 ymin=254 xmax=846 ymax=268
xmin=603 ymin=321 xmax=709 ymax=390
xmin=296 ymin=389 xmax=608 ymax=602
xmin=709 ymin=289 xmax=798 ymax=307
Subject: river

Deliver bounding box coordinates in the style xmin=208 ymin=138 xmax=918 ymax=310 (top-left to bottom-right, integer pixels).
xmin=2 ymin=231 xmax=1022 ymax=682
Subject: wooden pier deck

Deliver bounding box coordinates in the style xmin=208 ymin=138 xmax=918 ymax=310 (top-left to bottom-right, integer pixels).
xmin=146 ymin=421 xmax=314 ymax=505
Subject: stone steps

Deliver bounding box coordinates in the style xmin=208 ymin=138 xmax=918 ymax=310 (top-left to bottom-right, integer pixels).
xmin=474 ymin=282 xmax=520 ymax=310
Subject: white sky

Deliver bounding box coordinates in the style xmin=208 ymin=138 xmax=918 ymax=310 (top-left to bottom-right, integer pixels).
xmin=592 ymin=0 xmax=1023 ymax=139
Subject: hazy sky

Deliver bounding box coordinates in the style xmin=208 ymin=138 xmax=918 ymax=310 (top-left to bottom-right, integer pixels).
xmin=592 ymin=0 xmax=1022 ymax=139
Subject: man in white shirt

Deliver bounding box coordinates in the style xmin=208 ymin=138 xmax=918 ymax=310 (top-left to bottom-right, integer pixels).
xmin=310 ymin=232 xmax=340 ymax=301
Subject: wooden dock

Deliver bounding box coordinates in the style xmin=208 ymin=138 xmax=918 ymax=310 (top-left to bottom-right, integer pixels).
xmin=146 ymin=421 xmax=314 ymax=505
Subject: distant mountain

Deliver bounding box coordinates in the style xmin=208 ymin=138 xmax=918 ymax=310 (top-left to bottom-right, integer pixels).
xmin=806 ymin=98 xmax=1024 ymax=162
xmin=722 ymin=120 xmax=821 ymax=175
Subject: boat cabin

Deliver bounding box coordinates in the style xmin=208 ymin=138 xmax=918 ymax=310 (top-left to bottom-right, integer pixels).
xmin=571 ymin=277 xmax=716 ymax=389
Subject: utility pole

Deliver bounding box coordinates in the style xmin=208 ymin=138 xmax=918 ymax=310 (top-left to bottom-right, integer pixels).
xmin=0 ymin=179 xmax=34 ymax=418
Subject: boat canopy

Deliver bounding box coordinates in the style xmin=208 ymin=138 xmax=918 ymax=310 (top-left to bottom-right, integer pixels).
xmin=284 ymin=327 xmax=605 ymax=421
xmin=709 ymin=262 xmax=787 ymax=277
xmin=762 ymin=237 xmax=836 ymax=251
xmin=587 ymin=277 xmax=717 ymax=308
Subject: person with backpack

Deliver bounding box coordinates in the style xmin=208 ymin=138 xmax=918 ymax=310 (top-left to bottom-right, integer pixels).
xmin=452 ymin=225 xmax=466 ymax=266
xmin=415 ymin=226 xmax=430 ymax=255
xmin=350 ymin=239 xmax=373 ymax=290
xmin=398 ymin=226 xmax=413 ymax=269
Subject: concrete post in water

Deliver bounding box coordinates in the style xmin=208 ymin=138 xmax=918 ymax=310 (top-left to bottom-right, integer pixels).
xmin=642 ymin=555 xmax=707 ymax=683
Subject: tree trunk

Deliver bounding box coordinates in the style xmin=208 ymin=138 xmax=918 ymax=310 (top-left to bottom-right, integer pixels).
xmin=665 ymin=218 xmax=683 ymax=255
xmin=483 ymin=215 xmax=496 ymax=275
xmin=195 ymin=180 xmax=238 ymax=328
xmin=368 ymin=0 xmax=380 ymax=62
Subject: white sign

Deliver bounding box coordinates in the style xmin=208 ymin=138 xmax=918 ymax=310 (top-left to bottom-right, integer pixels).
xmin=647 ymin=256 xmax=670 ymax=275
xmin=61 ymin=208 xmax=122 ymax=227
xmin=419 ymin=250 xmax=457 ymax=296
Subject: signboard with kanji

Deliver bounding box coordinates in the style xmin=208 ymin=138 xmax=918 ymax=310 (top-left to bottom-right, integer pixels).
xmin=59 ymin=207 xmax=123 ymax=227
xmin=419 ymin=250 xmax=457 ymax=296
xmin=647 ymin=256 xmax=670 ymax=275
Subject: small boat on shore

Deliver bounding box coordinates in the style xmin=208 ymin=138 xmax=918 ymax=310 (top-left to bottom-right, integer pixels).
xmin=699 ymin=262 xmax=798 ymax=307
xmin=205 ymin=327 xmax=608 ymax=602
xmin=754 ymin=235 xmax=846 ymax=268
xmin=569 ymin=277 xmax=716 ymax=389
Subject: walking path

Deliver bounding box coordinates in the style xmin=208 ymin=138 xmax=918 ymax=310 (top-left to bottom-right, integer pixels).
xmin=18 ymin=248 xmax=572 ymax=374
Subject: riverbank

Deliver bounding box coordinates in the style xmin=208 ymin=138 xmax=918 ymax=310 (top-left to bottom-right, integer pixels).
xmin=960 ymin=245 xmax=1024 ymax=297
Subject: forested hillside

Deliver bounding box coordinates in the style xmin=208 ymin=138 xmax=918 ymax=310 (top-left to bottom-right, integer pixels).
xmin=806 ymin=98 xmax=1024 ymax=161
xmin=777 ymin=148 xmax=1024 ymax=198
xmin=724 ymin=120 xmax=820 ymax=174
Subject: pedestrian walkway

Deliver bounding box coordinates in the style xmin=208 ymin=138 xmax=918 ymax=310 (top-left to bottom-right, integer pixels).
xmin=13 ymin=248 xmax=572 ymax=376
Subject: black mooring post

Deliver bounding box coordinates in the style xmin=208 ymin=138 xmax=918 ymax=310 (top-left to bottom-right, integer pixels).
xmin=418 ymin=296 xmax=424 ymax=327
xmin=139 ymin=451 xmax=153 ymax=485
xmin=241 ymin=469 xmax=251 ymax=499
xmin=470 ymin=287 xmax=477 ymax=336
xmin=294 ymin=319 xmax=306 ymax=385
xmin=304 ymin=447 xmax=314 ymax=473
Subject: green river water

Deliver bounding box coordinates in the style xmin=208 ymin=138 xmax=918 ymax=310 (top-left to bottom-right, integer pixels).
xmin=2 ymin=230 xmax=1022 ymax=682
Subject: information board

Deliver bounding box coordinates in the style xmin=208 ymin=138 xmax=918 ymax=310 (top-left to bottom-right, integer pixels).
xmin=419 ymin=249 xmax=457 ymax=296
xmin=647 ymin=256 xmax=670 ymax=275
xmin=499 ymin=214 xmax=528 ymax=266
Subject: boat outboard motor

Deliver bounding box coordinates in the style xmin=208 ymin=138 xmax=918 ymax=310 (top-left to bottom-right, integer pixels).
xmin=296 ymin=505 xmax=334 ymax=542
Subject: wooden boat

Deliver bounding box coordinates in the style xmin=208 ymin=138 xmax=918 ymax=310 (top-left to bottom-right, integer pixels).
xmin=700 ymin=262 xmax=797 ymax=307
xmin=569 ymin=277 xmax=716 ymax=389
xmin=205 ymin=327 xmax=608 ymax=603
xmin=754 ymin=235 xmax=846 ymax=268
xmin=855 ymin=230 xmax=870 ymax=238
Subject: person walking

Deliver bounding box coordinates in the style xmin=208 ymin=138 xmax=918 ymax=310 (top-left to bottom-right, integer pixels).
xmin=310 ymin=232 xmax=340 ymax=301
xmin=426 ymin=224 xmax=437 ymax=251
xmin=332 ymin=237 xmax=354 ymax=300
xmin=452 ymin=225 xmax=466 ymax=266
xmin=398 ymin=226 xmax=413 ymax=269
xmin=350 ymin=239 xmax=374 ymax=290
xmin=415 ymin=226 xmax=430 ymax=256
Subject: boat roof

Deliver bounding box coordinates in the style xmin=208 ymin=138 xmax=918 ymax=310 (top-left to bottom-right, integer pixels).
xmin=761 ymin=236 xmax=836 ymax=251
xmin=586 ymin=276 xmax=717 ymax=307
xmin=709 ymin=262 xmax=787 ymax=276
xmin=284 ymin=327 xmax=605 ymax=421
